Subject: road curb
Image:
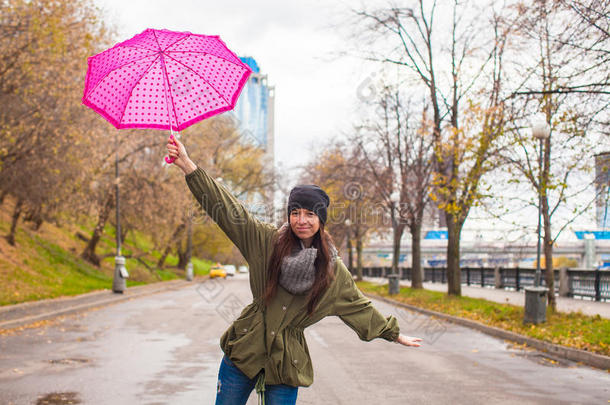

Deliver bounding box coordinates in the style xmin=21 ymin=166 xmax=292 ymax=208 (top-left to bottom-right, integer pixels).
xmin=0 ymin=278 xmax=202 ymax=332
xmin=365 ymin=292 xmax=610 ymax=371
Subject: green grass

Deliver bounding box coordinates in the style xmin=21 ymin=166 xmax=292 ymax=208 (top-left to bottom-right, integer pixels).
xmin=155 ymin=269 xmax=180 ymax=281
xmin=0 ymin=199 xmax=215 ymax=306
xmin=357 ymin=281 xmax=610 ymax=357
xmin=164 ymin=253 xmax=179 ymax=267
xmin=126 ymin=228 xmax=155 ymax=252
xmin=0 ymin=233 xmax=112 ymax=305
xmin=192 ymin=257 xmax=212 ymax=276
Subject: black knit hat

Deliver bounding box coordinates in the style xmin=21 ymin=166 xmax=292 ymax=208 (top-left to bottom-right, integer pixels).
xmin=287 ymin=185 xmax=330 ymax=224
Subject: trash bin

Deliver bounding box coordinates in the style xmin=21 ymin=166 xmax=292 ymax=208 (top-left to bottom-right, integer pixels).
xmin=388 ymin=274 xmax=400 ymax=295
xmin=186 ymin=261 xmax=194 ymax=281
xmin=523 ymin=286 xmax=548 ymax=324
xmin=112 ymin=255 xmax=128 ymax=294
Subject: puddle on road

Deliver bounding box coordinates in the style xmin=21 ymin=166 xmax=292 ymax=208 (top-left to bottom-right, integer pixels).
xmin=506 ymin=343 xmax=574 ymax=368
xmin=48 ymin=358 xmax=90 ymax=365
xmin=138 ymin=351 xmax=221 ymax=404
xmin=36 ymin=392 xmax=81 ymax=405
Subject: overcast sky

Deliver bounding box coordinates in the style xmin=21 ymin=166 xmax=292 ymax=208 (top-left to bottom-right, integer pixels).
xmin=92 ymin=0 xmax=602 ymax=237
xmin=94 ymin=0 xmax=373 ymax=174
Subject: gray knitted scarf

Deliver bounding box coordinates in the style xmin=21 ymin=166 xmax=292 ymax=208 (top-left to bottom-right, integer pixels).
xmin=279 ymin=239 xmax=337 ymax=295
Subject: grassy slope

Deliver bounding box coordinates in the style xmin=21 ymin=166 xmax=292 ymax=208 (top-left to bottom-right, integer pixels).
xmin=0 ymin=198 xmax=212 ymax=306
xmin=357 ymin=281 xmax=610 ymax=357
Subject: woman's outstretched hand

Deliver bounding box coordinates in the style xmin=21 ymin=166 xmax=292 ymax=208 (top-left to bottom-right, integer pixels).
xmin=166 ymin=136 xmax=197 ymax=175
xmin=395 ymin=334 xmax=423 ymax=347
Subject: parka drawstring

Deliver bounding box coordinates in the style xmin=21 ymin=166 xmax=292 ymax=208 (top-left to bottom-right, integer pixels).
xmin=255 ymin=371 xmax=266 ymax=405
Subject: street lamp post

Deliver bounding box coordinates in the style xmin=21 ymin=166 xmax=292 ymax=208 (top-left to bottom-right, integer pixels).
xmin=524 ymin=119 xmax=550 ymax=323
xmin=388 ymin=191 xmax=401 ymax=294
xmin=112 ymin=132 xmax=128 ymax=293
xmin=531 ymin=120 xmax=550 ymax=287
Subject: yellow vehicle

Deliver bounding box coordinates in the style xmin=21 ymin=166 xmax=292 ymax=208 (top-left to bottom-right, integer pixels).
xmin=209 ymin=263 xmax=227 ymax=279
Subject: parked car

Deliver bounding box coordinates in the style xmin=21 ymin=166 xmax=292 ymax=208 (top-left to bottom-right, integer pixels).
xmin=238 ymin=265 xmax=249 ymax=274
xmin=209 ymin=263 xmax=227 ymax=279
xmin=224 ymin=264 xmax=236 ymax=277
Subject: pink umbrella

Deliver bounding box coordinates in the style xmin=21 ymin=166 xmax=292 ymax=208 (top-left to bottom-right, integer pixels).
xmin=82 ymin=28 xmax=251 ymax=163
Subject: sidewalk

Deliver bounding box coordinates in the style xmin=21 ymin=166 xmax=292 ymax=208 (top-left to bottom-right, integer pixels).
xmin=0 ymin=279 xmax=196 ymax=331
xmin=364 ymin=277 xmax=610 ymax=319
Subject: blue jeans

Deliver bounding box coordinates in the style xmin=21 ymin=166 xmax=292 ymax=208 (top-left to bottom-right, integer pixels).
xmin=215 ymin=355 xmax=298 ymax=405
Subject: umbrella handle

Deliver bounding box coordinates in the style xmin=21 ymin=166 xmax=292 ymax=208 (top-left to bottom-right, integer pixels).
xmin=165 ymin=134 xmax=177 ymax=164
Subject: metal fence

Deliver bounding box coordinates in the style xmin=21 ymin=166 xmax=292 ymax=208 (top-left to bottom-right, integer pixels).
xmin=360 ymin=266 xmax=610 ymax=302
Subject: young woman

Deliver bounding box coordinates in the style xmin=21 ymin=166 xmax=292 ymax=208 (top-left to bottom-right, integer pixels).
xmin=167 ymin=139 xmax=422 ymax=405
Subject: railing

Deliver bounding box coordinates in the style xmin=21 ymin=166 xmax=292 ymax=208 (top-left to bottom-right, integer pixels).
xmin=359 ymin=266 xmax=610 ymax=302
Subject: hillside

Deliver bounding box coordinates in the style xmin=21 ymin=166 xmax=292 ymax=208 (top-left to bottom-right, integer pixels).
xmin=0 ymin=197 xmax=211 ymax=306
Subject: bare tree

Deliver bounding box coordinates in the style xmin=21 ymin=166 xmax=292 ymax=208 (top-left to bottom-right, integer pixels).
xmin=496 ymin=0 xmax=610 ymax=309
xmin=0 ymin=0 xmax=112 ymax=245
xmin=352 ymin=1 xmax=511 ymax=295
xmin=299 ymin=140 xmax=382 ymax=280
xmin=356 ymin=85 xmax=435 ymax=289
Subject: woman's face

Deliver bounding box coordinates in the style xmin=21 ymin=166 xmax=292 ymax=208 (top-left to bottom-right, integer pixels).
xmin=289 ymin=208 xmax=320 ymax=244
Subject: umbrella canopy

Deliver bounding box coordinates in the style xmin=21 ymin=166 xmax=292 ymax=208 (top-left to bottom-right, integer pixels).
xmin=82 ymin=28 xmax=251 ymax=132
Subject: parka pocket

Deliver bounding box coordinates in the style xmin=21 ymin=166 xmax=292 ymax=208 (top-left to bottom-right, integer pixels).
xmin=286 ymin=339 xmax=309 ymax=373
xmin=233 ymin=314 xmax=256 ymax=337
xmin=224 ymin=311 xmax=263 ymax=364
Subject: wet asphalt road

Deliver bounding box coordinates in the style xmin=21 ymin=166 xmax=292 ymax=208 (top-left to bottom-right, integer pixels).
xmin=0 ymin=274 xmax=608 ymax=405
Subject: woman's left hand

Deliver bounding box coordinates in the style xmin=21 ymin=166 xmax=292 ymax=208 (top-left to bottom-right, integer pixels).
xmin=395 ymin=334 xmax=423 ymax=347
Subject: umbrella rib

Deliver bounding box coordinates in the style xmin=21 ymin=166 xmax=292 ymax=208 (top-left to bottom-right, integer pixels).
xmin=85 ymin=52 xmax=157 ymax=98
xmin=118 ymin=54 xmax=161 ymax=126
xmin=166 ymin=50 xmax=244 ymax=69
xmin=163 ymin=53 xmax=231 ymax=106
xmin=152 ymin=31 xmax=181 ymax=129
xmin=162 ymin=34 xmax=191 ymax=52
xmin=123 ymin=44 xmax=160 ymax=52
xmin=160 ymin=56 xmax=180 ymax=130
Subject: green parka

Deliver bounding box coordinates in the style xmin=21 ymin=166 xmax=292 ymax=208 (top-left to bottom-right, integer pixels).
xmin=186 ymin=167 xmax=400 ymax=388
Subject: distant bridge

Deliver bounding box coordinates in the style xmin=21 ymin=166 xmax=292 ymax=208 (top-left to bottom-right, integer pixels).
xmin=360 ymin=239 xmax=610 ymax=268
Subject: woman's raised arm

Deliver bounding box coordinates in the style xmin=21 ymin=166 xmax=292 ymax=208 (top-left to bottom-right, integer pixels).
xmin=167 ymin=137 xmax=275 ymax=264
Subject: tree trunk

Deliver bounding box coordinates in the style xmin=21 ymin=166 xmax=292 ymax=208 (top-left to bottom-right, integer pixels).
xmin=446 ymin=213 xmax=462 ymax=296
xmin=81 ymin=191 xmax=114 ymax=266
xmin=0 ymin=190 xmax=8 ymax=205
xmin=392 ymin=223 xmax=405 ymax=276
xmin=410 ymin=222 xmax=423 ymax=289
xmin=542 ymin=199 xmax=556 ymax=310
xmin=24 ymin=206 xmax=44 ymax=231
xmin=157 ymin=223 xmax=186 ymax=268
xmin=347 ymin=237 xmax=354 ymax=273
xmin=120 ymin=225 xmax=128 ymax=246
xmin=31 ymin=216 xmax=44 ymax=231
xmin=356 ymin=236 xmax=363 ymax=281
xmin=7 ymin=198 xmax=24 ymax=246
xmin=177 ymin=242 xmax=188 ymax=270
xmin=541 ymin=125 xmax=556 ymax=310
xmin=186 ymin=219 xmax=192 ymax=265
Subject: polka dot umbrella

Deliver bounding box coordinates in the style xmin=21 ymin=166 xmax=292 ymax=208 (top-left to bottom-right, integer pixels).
xmin=82 ymin=28 xmax=252 ymax=163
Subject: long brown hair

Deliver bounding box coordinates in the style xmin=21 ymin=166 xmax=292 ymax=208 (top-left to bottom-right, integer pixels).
xmin=263 ymin=223 xmax=336 ymax=315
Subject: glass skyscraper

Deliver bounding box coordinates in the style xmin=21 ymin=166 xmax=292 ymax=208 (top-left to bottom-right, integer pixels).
xmin=231 ymin=57 xmax=275 ymax=222
xmin=232 ymin=57 xmax=275 ymax=162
